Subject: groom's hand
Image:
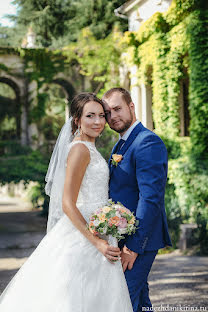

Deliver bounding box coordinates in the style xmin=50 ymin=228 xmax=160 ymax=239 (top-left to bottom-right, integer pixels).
xmin=121 ymin=245 xmax=138 ymax=272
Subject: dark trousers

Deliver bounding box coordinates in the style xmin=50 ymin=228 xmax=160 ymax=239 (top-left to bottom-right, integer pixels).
xmin=124 ymin=250 xmax=158 ymax=312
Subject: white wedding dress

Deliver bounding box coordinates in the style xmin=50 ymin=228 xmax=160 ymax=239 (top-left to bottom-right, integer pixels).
xmin=0 ymin=141 xmax=133 ymax=312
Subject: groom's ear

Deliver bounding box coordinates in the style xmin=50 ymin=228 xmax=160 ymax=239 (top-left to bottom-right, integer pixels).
xmin=129 ymin=101 xmax=135 ymax=110
xmin=129 ymin=102 xmax=136 ymax=117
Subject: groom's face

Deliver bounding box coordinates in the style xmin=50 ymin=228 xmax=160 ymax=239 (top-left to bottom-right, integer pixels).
xmin=103 ymin=92 xmax=134 ymax=135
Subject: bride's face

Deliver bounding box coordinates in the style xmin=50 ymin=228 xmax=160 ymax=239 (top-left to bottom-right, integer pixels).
xmin=79 ymin=101 xmax=106 ymax=140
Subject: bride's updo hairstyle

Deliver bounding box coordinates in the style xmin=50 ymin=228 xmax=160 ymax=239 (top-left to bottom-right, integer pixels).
xmin=70 ymin=92 xmax=105 ymax=135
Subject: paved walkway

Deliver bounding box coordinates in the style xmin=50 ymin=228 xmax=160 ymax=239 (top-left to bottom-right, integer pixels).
xmin=0 ymin=196 xmax=207 ymax=311
xmin=0 ymin=196 xmax=46 ymax=293
xmin=149 ymin=252 xmax=208 ymax=311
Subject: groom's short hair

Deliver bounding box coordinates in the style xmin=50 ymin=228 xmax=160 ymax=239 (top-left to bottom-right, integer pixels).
xmin=102 ymin=87 xmax=132 ymax=105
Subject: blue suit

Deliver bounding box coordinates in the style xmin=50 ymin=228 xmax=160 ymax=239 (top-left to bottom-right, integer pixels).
xmin=109 ymin=122 xmax=171 ymax=311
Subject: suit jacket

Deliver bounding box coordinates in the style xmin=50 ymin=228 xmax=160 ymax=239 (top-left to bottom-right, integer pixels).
xmin=109 ymin=122 xmax=172 ymax=254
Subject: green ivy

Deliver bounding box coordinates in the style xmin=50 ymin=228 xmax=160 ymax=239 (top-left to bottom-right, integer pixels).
xmin=187 ymin=10 xmax=208 ymax=159
xmin=0 ymin=28 xmax=122 ymax=218
xmin=123 ymin=0 xmax=208 ymax=253
xmin=0 ymin=46 xmax=66 ymax=123
xmin=0 ymin=28 xmax=122 ymax=123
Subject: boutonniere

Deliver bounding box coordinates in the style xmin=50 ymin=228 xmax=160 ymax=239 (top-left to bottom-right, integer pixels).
xmin=111 ymin=154 xmax=123 ymax=167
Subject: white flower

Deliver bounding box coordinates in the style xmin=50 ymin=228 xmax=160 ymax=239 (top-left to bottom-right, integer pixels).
xmin=113 ymin=204 xmax=123 ymax=209
xmin=93 ymin=220 xmax=101 ymax=227
xmin=115 ymin=211 xmax=121 ymax=218
xmin=118 ymin=227 xmax=126 ymax=234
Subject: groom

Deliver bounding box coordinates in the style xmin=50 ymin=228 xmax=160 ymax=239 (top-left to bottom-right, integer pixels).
xmin=102 ymin=88 xmax=171 ymax=312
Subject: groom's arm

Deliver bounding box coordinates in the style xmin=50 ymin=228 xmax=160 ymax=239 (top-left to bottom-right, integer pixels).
xmin=125 ymin=133 xmax=168 ymax=255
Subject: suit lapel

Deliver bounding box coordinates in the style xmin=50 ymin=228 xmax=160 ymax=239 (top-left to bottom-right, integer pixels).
xmin=110 ymin=122 xmax=144 ymax=176
xmin=108 ymin=141 xmax=120 ymax=174
xmin=119 ymin=122 xmax=143 ymax=156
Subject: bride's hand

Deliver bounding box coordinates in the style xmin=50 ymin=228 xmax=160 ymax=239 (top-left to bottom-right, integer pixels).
xmin=96 ymin=239 xmax=121 ymax=263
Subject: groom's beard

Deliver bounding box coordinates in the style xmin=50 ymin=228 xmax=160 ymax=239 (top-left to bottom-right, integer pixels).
xmin=110 ymin=112 xmax=133 ymax=134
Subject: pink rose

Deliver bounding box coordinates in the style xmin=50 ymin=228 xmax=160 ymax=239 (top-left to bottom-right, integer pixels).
xmin=118 ymin=217 xmax=127 ymax=228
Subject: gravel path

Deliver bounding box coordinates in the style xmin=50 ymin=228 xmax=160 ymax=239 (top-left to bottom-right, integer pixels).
xmin=0 ymin=196 xmax=207 ymax=311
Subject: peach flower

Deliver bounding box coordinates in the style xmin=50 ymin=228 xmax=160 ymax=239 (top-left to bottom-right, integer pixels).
xmin=108 ymin=216 xmax=120 ymax=227
xmin=102 ymin=206 xmax=111 ymax=213
xmin=99 ymin=213 xmax=106 ymax=222
xmin=112 ymin=154 xmax=123 ymax=163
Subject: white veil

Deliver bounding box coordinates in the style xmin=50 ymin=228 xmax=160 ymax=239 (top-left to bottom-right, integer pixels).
xmin=45 ymin=117 xmax=74 ymax=232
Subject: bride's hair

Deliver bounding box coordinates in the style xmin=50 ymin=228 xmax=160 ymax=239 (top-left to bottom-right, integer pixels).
xmin=70 ymin=92 xmax=105 ymax=135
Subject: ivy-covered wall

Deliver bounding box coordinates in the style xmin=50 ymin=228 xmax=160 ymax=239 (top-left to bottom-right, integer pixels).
xmin=0 ymin=33 xmax=121 ymax=215
xmin=0 ymin=29 xmax=121 ymax=145
xmin=0 ymin=46 xmax=79 ymax=127
xmin=123 ymin=0 xmax=208 ymax=253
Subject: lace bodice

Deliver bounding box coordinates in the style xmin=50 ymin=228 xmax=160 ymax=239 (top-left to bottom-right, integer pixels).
xmin=47 ymin=141 xmax=109 ymax=232
xmin=70 ymin=141 xmax=109 ymax=221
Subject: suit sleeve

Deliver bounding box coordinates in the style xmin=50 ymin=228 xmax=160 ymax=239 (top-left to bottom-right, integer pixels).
xmin=125 ymin=134 xmax=168 ymax=254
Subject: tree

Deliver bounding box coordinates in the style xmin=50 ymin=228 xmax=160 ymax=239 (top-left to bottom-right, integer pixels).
xmin=63 ymin=0 xmax=127 ymax=41
xmin=0 ymin=26 xmax=16 ymax=47
xmin=9 ymin=0 xmax=127 ymax=47
xmin=9 ymin=0 xmax=73 ymax=47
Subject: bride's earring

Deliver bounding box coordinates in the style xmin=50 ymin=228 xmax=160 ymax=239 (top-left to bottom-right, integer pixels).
xmin=74 ymin=126 xmax=81 ymax=137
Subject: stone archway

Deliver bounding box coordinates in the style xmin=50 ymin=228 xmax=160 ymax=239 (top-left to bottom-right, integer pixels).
xmin=0 ymin=77 xmax=21 ymax=141
xmin=52 ymin=78 xmax=76 ymax=120
xmin=0 ymin=47 xmax=85 ymax=148
xmin=53 ymin=78 xmax=76 ymax=100
xmin=31 ymin=78 xmax=76 ymax=151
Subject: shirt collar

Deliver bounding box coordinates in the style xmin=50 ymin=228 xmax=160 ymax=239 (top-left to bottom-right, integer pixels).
xmin=119 ymin=120 xmax=140 ymax=141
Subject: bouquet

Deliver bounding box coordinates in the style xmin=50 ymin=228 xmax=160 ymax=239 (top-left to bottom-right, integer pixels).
xmin=88 ymin=200 xmax=139 ymax=242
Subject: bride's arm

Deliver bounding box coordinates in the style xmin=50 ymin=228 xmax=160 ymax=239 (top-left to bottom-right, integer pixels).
xmin=62 ymin=143 xmax=121 ymax=262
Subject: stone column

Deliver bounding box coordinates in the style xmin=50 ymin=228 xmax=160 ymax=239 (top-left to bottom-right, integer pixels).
xmin=130 ymin=65 xmax=142 ymax=120
xmin=20 ymin=101 xmax=28 ymax=145
xmin=27 ymin=80 xmax=40 ymax=148
xmin=140 ymin=83 xmax=153 ymax=130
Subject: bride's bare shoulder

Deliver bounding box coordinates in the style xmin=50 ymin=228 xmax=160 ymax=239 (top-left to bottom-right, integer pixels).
xmin=67 ymin=141 xmax=90 ymax=164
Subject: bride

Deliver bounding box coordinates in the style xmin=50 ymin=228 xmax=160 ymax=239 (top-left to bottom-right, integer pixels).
xmin=0 ymin=92 xmax=133 ymax=312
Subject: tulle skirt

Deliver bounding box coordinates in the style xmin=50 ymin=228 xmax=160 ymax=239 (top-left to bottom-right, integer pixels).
xmin=0 ymin=214 xmax=133 ymax=312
